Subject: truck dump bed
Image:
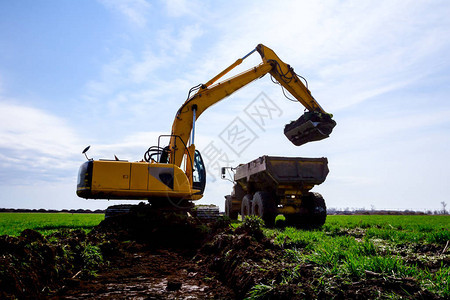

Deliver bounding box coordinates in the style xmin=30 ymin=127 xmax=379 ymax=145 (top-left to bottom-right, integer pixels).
xmin=234 ymin=156 xmax=329 ymax=190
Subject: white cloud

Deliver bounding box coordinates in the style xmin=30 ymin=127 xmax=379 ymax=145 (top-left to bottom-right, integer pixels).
xmin=0 ymin=101 xmax=85 ymax=185
xmin=129 ymin=49 xmax=166 ymax=84
xmin=164 ymin=0 xmax=199 ymax=18
xmin=84 ymin=50 xmax=135 ymax=100
xmin=157 ymin=24 xmax=204 ymax=56
xmin=0 ymin=99 xmax=167 ymax=186
xmin=82 ymin=24 xmax=204 ymax=122
xmin=90 ymin=131 xmax=165 ymax=161
xmin=197 ymin=0 xmax=450 ymax=113
xmin=0 ymin=102 xmax=81 ymax=158
xmin=99 ymin=0 xmax=151 ymax=27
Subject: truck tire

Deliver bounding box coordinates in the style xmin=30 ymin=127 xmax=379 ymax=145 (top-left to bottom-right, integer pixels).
xmin=310 ymin=192 xmax=327 ymax=227
xmin=241 ymin=194 xmax=252 ymax=219
xmin=285 ymin=192 xmax=326 ymax=228
xmin=225 ymin=195 xmax=238 ymax=220
xmin=252 ymin=191 xmax=277 ymax=227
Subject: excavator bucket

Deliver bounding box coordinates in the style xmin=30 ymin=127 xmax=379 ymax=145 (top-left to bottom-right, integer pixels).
xmin=284 ymin=112 xmax=336 ymax=146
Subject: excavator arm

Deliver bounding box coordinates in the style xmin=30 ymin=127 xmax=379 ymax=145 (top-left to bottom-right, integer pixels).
xmin=168 ymin=44 xmax=336 ymax=167
xmin=256 ymin=44 xmax=325 ymax=113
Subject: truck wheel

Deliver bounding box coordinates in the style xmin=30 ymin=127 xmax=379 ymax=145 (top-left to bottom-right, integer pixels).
xmin=252 ymin=191 xmax=277 ymax=227
xmin=225 ymin=195 xmax=238 ymax=220
xmin=286 ymin=192 xmax=327 ymax=228
xmin=241 ymin=194 xmax=252 ymax=219
xmin=310 ymin=192 xmax=327 ymax=228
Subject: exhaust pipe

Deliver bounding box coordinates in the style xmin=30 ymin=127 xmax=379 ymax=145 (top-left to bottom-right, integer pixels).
xmin=284 ymin=112 xmax=336 ymax=146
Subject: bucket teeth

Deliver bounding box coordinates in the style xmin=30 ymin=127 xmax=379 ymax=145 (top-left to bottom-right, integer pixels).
xmin=284 ymin=112 xmax=336 ymax=146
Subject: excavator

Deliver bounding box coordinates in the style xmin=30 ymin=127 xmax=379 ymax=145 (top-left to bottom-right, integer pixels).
xmin=76 ymin=44 xmax=336 ymax=214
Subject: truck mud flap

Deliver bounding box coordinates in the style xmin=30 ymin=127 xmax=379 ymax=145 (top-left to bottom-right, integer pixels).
xmin=284 ymin=112 xmax=336 ymax=146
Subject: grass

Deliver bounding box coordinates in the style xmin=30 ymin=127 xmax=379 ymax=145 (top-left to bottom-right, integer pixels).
xmin=0 ymin=213 xmax=104 ymax=236
xmin=325 ymin=215 xmax=448 ymax=231
xmin=263 ymin=215 xmax=450 ymax=298
xmin=319 ymin=215 xmax=450 ymax=244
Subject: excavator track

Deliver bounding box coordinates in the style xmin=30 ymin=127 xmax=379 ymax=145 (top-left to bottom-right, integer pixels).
xmin=105 ymin=202 xmax=221 ymax=223
xmin=193 ymin=205 xmax=220 ymax=222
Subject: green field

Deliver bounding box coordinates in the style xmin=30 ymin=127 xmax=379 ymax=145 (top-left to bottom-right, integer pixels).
xmin=0 ymin=213 xmax=104 ymax=236
xmin=325 ymin=215 xmax=450 ymax=243
xmin=262 ymin=215 xmax=450 ymax=298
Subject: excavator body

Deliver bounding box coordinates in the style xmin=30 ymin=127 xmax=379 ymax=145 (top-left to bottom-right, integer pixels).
xmin=77 ymin=148 xmax=206 ymax=202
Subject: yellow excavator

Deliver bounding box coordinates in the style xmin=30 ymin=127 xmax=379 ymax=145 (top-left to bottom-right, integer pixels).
xmin=76 ymin=44 xmax=336 ymax=211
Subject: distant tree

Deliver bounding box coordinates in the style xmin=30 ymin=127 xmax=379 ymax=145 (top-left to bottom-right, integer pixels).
xmin=441 ymin=201 xmax=448 ymax=215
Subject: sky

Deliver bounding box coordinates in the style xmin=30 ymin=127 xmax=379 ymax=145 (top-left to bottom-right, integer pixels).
xmin=0 ymin=0 xmax=449 ymax=212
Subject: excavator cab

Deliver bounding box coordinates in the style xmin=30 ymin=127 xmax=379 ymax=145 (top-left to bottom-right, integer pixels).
xmin=192 ymin=150 xmax=206 ymax=194
xmin=284 ymin=111 xmax=336 ymax=146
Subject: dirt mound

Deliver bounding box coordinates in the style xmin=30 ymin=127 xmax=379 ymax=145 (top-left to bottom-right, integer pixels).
xmin=51 ymin=214 xmax=235 ymax=299
xmin=0 ymin=213 xmax=231 ymax=299
xmin=195 ymin=221 xmax=317 ymax=299
xmin=0 ymin=229 xmax=98 ymax=299
xmin=194 ymin=218 xmax=442 ymax=299
xmin=92 ymin=210 xmax=217 ymax=250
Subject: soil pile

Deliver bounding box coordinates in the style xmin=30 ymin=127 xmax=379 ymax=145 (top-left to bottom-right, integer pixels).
xmin=195 ymin=217 xmax=441 ymax=299
xmin=92 ymin=209 xmax=211 ymax=250
xmin=0 ymin=212 xmax=233 ymax=299
xmin=196 ymin=219 xmax=314 ymax=299
xmin=0 ymin=228 xmax=102 ymax=299
xmin=53 ymin=212 xmax=235 ymax=299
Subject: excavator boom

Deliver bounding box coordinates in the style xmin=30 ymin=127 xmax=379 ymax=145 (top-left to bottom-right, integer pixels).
xmin=169 ymin=44 xmax=336 ymax=167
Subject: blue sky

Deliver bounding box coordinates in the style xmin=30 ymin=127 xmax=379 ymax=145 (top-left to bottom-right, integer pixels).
xmin=0 ymin=0 xmax=449 ymax=211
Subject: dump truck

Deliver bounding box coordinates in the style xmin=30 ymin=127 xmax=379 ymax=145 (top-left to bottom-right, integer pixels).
xmin=224 ymin=156 xmax=329 ymax=227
